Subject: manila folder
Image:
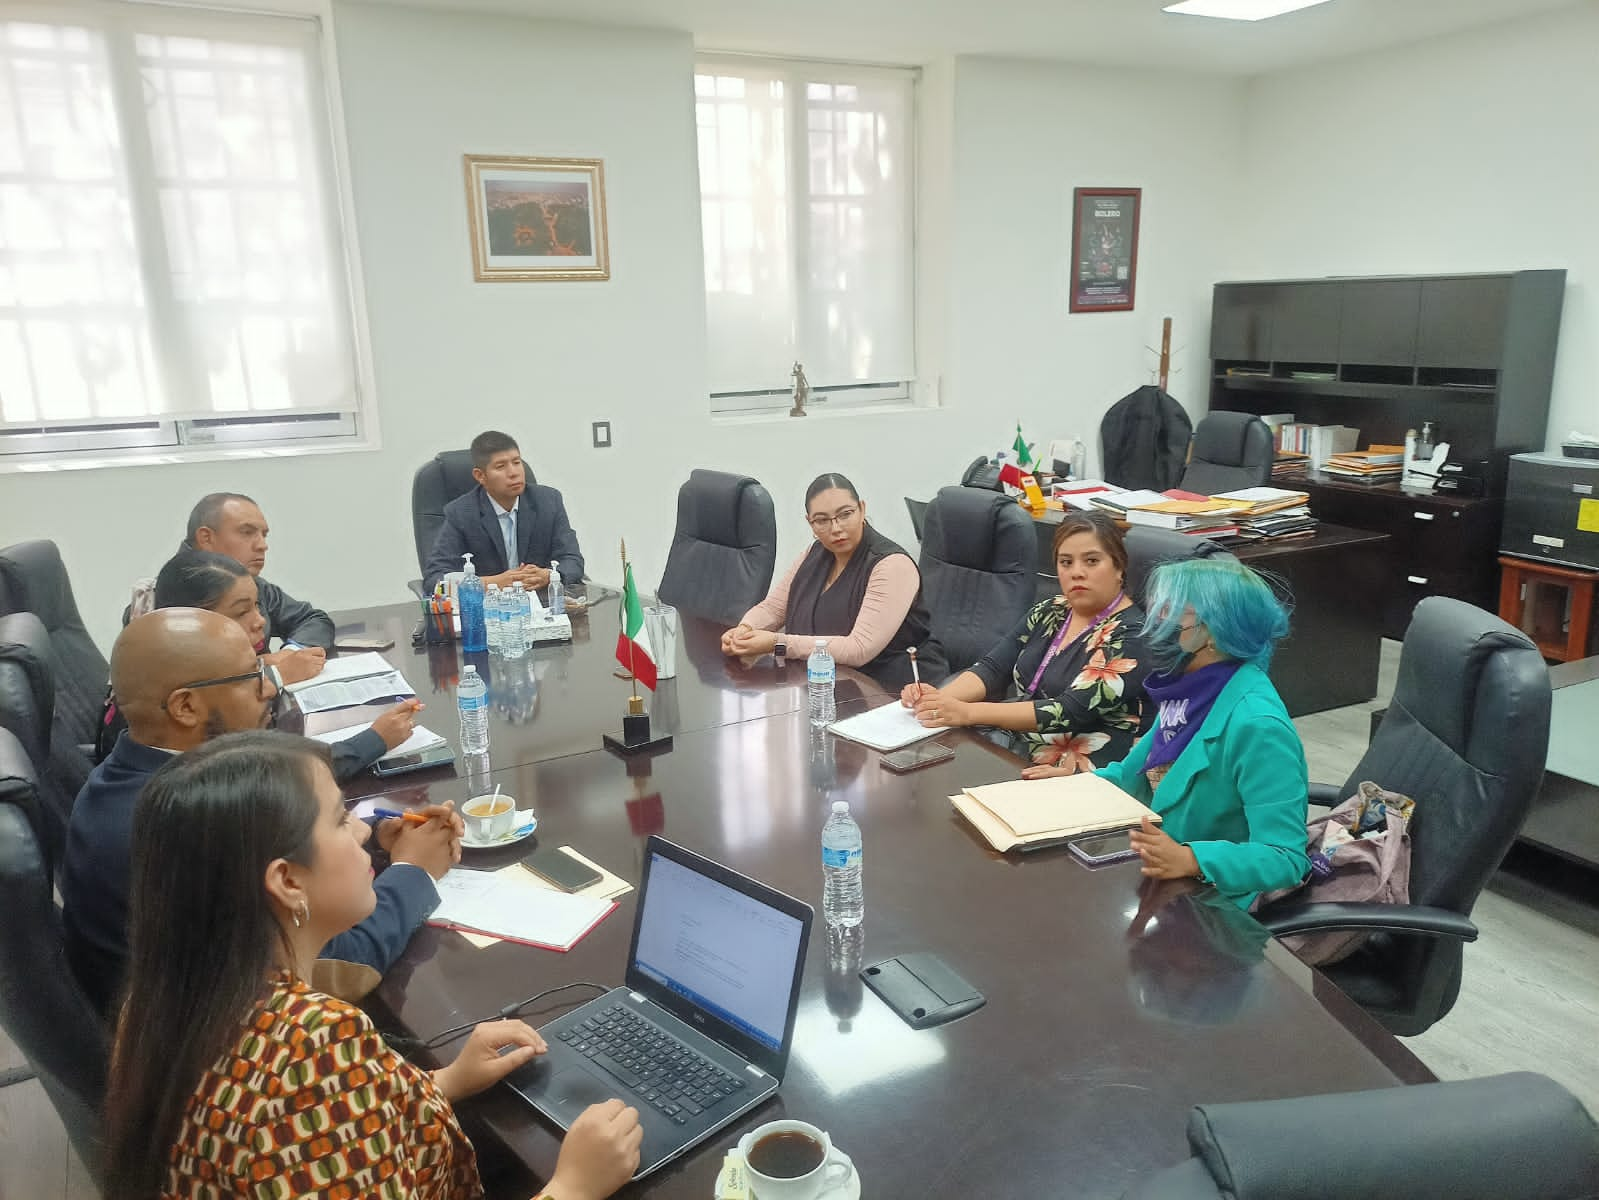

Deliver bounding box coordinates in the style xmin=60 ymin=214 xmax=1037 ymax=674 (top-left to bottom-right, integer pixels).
xmin=951 ymin=774 xmax=1158 ymax=852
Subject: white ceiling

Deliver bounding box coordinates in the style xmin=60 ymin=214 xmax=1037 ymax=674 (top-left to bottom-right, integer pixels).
xmin=368 ymin=0 xmax=1585 ymax=74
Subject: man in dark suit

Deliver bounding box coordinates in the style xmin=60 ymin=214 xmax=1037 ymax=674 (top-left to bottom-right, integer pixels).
xmin=60 ymin=608 xmax=459 ymax=1015
xmin=422 ymin=429 xmax=585 ymax=594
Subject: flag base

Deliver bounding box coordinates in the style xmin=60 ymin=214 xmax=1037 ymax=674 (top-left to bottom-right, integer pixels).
xmin=603 ymin=711 xmax=673 ymax=756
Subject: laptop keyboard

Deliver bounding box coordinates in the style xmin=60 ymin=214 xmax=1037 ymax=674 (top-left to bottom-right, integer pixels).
xmin=558 ymin=1003 xmax=747 ymax=1125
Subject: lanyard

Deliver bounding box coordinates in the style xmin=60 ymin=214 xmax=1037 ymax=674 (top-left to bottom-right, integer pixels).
xmin=1026 ymin=592 xmax=1125 ymax=696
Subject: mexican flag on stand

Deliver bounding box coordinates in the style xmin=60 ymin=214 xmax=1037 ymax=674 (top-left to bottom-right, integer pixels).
xmin=1012 ymin=422 xmax=1034 ymax=471
xmin=614 ymin=562 xmax=658 ymax=690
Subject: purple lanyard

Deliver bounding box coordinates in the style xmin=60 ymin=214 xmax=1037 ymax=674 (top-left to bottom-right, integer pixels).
xmin=1026 ymin=592 xmax=1125 ymax=696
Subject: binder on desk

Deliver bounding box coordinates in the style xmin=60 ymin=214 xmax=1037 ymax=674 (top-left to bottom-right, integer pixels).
xmin=951 ymin=774 xmax=1159 ymax=853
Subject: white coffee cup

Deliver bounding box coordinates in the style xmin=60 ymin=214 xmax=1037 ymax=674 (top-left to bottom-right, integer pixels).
xmin=463 ymin=793 xmax=516 ymax=841
xmin=737 ymin=1119 xmax=851 ymax=1200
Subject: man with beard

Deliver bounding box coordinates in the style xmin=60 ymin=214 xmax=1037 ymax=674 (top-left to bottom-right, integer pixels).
xmin=60 ymin=609 xmax=458 ymax=1015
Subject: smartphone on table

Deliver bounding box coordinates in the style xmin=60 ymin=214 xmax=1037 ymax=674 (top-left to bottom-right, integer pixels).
xmin=1067 ymin=829 xmax=1139 ymax=867
xmin=880 ymin=741 xmax=955 ymax=773
xmin=523 ymin=845 xmax=604 ymax=892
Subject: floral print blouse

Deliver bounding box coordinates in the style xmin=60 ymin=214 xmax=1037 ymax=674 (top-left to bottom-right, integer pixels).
xmin=969 ymin=597 xmax=1153 ymax=771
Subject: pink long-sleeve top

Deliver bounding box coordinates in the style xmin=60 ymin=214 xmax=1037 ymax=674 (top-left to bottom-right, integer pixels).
xmin=739 ymin=549 xmax=921 ymax=667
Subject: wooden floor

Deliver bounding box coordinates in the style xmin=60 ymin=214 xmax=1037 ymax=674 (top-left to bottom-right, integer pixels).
xmin=4 ymin=640 xmax=1596 ymax=1197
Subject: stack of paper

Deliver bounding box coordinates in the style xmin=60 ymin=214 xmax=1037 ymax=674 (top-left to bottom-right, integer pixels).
xmin=1323 ymin=447 xmax=1405 ymax=483
xmin=828 ymin=702 xmax=941 ymax=752
xmin=309 ymin=722 xmax=447 ymax=761
xmin=951 ymin=774 xmax=1158 ymax=853
xmin=429 ymin=865 xmax=617 ymax=951
xmin=1051 ymin=479 xmax=1126 ymax=511
xmin=1211 ymin=486 xmax=1317 ymax=540
xmin=286 ymin=652 xmax=415 ymax=714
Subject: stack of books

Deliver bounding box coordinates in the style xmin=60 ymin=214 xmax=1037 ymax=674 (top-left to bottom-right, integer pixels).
xmin=1092 ymin=489 xmax=1244 ymax=540
xmin=1323 ymin=446 xmax=1405 ymax=483
xmin=1273 ymin=450 xmax=1310 ymax=478
xmin=1212 ymin=487 xmax=1317 ymax=541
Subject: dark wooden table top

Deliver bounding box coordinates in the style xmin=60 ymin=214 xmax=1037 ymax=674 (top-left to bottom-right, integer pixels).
xmin=337 ymin=604 xmax=1434 ymax=1199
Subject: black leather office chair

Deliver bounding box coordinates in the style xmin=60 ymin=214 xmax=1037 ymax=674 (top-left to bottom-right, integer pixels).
xmin=904 ymin=498 xmax=929 ymax=543
xmin=1123 ymin=527 xmax=1234 ymax=607
xmin=918 ymin=486 xmax=1036 ymax=670
xmin=411 ymin=450 xmax=539 ymax=578
xmin=0 ymin=611 xmax=65 ymax=869
xmin=1178 ymin=412 xmax=1274 ymax=495
xmin=0 ymin=729 xmax=109 ymax=1183
xmin=656 ymin=470 xmax=778 ymax=626
xmin=0 ymin=540 xmax=106 ymax=817
xmin=1124 ymin=1072 xmax=1599 ymax=1200
xmin=1256 ymin=597 xmax=1551 ymax=1037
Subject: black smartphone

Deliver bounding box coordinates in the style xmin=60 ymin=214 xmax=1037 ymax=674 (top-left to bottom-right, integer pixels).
xmin=1067 ymin=829 xmax=1139 ymax=867
xmin=523 ymin=845 xmax=603 ymax=892
xmin=370 ymin=742 xmax=456 ymax=777
xmin=880 ymin=741 xmax=955 ymax=774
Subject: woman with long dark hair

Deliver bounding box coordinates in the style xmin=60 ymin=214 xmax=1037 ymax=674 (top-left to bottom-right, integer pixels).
xmin=104 ymin=731 xmax=639 ymax=1200
xmin=96 ymin=548 xmax=420 ymax=778
xmin=901 ymin=509 xmax=1153 ymax=774
xmin=721 ymin=472 xmax=945 ymax=688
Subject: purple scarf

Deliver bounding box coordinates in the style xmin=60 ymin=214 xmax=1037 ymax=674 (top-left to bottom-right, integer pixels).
xmin=1141 ymin=661 xmax=1241 ymax=773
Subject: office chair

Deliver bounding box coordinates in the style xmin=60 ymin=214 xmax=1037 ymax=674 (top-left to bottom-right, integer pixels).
xmin=1122 ymin=527 xmax=1234 ymax=606
xmin=0 ymin=730 xmax=109 ymax=1184
xmin=1123 ymin=1072 xmax=1599 ymax=1200
xmin=0 ymin=612 xmax=66 ymax=870
xmin=0 ymin=540 xmax=106 ymax=820
xmin=904 ymin=497 xmax=929 ymax=542
xmin=1177 ymin=412 xmax=1274 ymax=495
xmin=656 ymin=470 xmax=778 ymax=625
xmin=917 ymin=486 xmax=1036 ymax=670
xmin=1255 ymin=597 xmax=1551 ymax=1037
xmin=410 ymin=450 xmax=541 ymax=578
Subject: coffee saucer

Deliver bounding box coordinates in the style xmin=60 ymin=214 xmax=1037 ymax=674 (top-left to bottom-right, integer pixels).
xmin=459 ymin=811 xmax=537 ymax=850
xmin=714 ymin=1149 xmax=858 ymax=1199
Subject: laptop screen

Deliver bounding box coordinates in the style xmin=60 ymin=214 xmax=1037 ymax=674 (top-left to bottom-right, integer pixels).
xmin=632 ymin=850 xmax=806 ymax=1053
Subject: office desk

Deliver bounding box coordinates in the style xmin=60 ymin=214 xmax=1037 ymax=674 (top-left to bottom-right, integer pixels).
xmin=1023 ymin=514 xmax=1388 ymax=717
xmin=354 ymin=657 xmax=1432 ymax=1197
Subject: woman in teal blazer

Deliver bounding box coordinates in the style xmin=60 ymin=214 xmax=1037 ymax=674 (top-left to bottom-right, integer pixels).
xmin=1096 ymin=557 xmax=1309 ymax=905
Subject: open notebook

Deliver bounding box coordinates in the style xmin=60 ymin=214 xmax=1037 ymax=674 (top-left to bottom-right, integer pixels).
xmin=951 ymin=774 xmax=1159 ymax=853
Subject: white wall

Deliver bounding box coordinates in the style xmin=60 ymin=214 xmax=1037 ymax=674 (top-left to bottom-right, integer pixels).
xmin=948 ymin=57 xmax=1246 ymax=471
xmin=1232 ymin=3 xmax=1599 ymax=448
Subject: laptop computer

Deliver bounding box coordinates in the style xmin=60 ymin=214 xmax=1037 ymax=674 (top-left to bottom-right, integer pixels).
xmin=507 ymin=836 xmax=814 ymax=1179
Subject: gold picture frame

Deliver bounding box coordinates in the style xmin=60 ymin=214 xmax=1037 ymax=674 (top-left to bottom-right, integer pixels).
xmin=463 ymin=154 xmax=610 ymax=282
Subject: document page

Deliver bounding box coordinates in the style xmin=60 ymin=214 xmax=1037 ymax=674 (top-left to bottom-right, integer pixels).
xmin=828 ymin=702 xmax=941 ymax=752
xmin=429 ymin=866 xmax=615 ymax=951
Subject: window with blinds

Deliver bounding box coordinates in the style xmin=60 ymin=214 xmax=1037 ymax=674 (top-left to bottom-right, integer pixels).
xmin=0 ymin=3 xmax=369 ymax=462
xmin=695 ymin=57 xmax=916 ymax=415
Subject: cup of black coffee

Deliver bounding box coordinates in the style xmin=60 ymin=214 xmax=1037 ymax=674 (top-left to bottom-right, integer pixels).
xmin=736 ymin=1119 xmax=852 ymax=1199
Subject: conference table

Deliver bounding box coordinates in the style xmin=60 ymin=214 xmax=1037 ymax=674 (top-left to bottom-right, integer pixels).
xmin=327 ymin=596 xmax=1433 ymax=1199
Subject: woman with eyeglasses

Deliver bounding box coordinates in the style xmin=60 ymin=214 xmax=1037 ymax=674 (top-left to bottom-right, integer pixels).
xmin=900 ymin=510 xmax=1152 ymax=775
xmin=721 ymin=472 xmax=946 ymax=689
xmin=96 ymin=548 xmax=420 ymax=779
xmin=1094 ymin=556 xmax=1310 ymax=906
xmin=104 ymin=731 xmax=640 ymax=1200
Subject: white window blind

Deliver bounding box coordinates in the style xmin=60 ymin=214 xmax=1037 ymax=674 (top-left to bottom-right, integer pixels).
xmin=695 ymin=57 xmax=915 ymax=411
xmin=0 ymin=2 xmax=365 ymax=455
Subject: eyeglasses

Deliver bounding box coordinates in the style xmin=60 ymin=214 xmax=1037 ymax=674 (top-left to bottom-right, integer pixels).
xmin=807 ymin=507 xmax=860 ymax=531
xmin=162 ymin=659 xmax=283 ymax=712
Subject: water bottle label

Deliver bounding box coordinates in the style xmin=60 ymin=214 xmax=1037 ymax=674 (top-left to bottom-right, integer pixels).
xmin=808 ymin=666 xmax=835 ymax=684
xmin=822 ymin=846 xmax=860 ymax=869
xmin=459 ymin=695 xmax=487 ymax=710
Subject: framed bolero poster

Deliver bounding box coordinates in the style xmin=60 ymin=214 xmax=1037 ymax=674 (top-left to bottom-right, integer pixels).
xmin=464 ymin=155 xmax=610 ymax=281
xmin=1069 ymin=187 xmax=1140 ymax=313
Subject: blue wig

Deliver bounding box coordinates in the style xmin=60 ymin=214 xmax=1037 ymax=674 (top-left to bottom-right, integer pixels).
xmin=1141 ymin=556 xmax=1291 ymax=673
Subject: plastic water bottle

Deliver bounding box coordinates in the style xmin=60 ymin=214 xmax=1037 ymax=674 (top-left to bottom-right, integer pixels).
xmin=807 ymin=639 xmax=836 ymax=727
xmin=456 ymin=663 xmax=490 ymax=754
xmin=485 ymin=584 xmax=504 ymax=654
xmin=503 ymin=583 xmax=529 ymax=659
xmin=457 ymin=553 xmax=486 ymax=653
xmin=548 ymin=567 xmax=565 ymax=616
xmin=821 ymin=800 xmax=863 ymax=927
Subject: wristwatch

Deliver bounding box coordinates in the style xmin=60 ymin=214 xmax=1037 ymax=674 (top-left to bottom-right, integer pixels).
xmin=774 ymin=639 xmax=788 ymax=665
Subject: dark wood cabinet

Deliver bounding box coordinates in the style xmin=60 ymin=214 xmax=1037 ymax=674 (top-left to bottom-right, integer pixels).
xmin=1209 ymin=270 xmax=1565 ymax=640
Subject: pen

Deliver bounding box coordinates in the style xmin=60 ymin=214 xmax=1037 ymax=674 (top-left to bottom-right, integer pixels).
xmin=372 ymin=808 xmax=431 ymax=825
xmin=908 ymin=646 xmax=921 ymax=688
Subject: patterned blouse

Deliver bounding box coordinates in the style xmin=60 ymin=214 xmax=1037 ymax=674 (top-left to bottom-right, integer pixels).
xmin=161 ymin=972 xmax=481 ymax=1200
xmin=968 ymin=597 xmax=1153 ymax=771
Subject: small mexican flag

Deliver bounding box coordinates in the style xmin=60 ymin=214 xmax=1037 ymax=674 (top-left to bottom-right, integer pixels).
xmin=614 ymin=561 xmax=658 ymax=690
xmin=1011 ymin=422 xmax=1034 ymax=471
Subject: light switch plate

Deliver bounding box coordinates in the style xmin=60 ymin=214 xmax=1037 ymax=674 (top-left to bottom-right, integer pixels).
xmin=592 ymin=420 xmax=612 ymax=448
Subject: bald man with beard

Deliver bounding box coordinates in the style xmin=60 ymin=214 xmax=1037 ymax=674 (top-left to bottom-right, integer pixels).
xmin=61 ymin=609 xmax=456 ymax=1016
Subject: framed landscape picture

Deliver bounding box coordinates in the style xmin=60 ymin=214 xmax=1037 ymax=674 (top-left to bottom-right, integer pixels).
xmin=1069 ymin=187 xmax=1140 ymax=312
xmin=463 ymin=155 xmax=610 ymax=281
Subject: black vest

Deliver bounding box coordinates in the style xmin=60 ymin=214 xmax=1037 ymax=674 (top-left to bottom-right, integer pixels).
xmin=785 ymin=525 xmax=944 ymax=689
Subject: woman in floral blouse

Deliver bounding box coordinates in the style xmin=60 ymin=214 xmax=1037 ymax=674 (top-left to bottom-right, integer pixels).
xmin=902 ymin=510 xmax=1153 ymax=775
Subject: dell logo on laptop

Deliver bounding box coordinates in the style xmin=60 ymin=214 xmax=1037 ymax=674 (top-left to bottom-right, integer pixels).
xmin=692 ymin=1013 xmax=704 ymax=1023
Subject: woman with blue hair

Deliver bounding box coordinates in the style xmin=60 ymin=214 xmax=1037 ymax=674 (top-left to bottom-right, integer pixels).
xmin=1096 ymin=556 xmax=1309 ymax=905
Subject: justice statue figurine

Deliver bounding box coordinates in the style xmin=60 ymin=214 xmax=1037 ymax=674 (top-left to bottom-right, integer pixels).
xmin=603 ymin=539 xmax=673 ymax=755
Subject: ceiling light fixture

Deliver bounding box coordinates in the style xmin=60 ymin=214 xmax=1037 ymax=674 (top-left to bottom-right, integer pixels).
xmin=1163 ymin=0 xmax=1335 ymax=20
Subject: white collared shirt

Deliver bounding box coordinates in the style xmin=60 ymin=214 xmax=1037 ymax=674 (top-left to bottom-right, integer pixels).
xmin=489 ymin=493 xmax=518 ymax=568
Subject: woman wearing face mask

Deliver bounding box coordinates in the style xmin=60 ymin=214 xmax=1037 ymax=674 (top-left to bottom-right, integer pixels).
xmin=104 ymin=732 xmax=640 ymax=1200
xmin=1095 ymin=556 xmax=1310 ymax=906
xmin=900 ymin=510 xmax=1153 ymax=774
xmin=96 ymin=549 xmax=420 ymax=780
